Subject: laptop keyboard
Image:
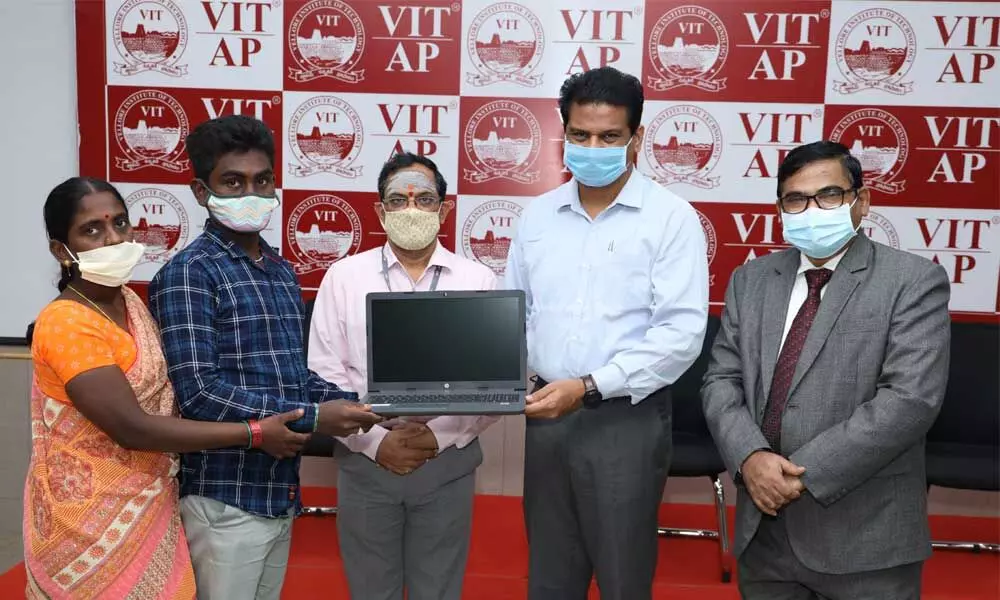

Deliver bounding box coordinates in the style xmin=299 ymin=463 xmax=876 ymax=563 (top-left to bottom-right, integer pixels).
xmin=370 ymin=392 xmax=522 ymax=404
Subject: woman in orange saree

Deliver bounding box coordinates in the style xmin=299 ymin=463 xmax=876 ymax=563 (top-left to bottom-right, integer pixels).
xmin=23 ymin=177 xmax=312 ymax=599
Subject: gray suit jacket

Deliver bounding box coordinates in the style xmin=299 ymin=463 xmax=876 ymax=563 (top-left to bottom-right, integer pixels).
xmin=701 ymin=234 xmax=951 ymax=575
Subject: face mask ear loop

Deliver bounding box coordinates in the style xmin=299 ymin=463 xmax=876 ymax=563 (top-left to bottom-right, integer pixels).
xmin=847 ymin=192 xmax=861 ymax=234
xmin=196 ymin=178 xmax=220 ymax=199
xmin=62 ymin=243 xmax=80 ymax=264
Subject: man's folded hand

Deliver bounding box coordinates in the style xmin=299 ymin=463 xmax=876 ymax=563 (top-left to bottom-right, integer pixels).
xmin=741 ymin=450 xmax=806 ymax=516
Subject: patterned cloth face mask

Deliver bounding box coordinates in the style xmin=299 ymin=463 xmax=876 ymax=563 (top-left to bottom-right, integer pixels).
xmin=201 ymin=182 xmax=280 ymax=233
xmin=379 ymin=170 xmax=442 ymax=251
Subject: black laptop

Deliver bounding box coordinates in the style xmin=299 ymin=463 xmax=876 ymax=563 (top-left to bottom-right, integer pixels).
xmin=361 ymin=290 xmax=527 ymax=416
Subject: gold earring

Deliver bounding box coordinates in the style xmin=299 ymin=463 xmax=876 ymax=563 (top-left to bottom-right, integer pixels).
xmin=62 ymin=260 xmax=71 ymax=267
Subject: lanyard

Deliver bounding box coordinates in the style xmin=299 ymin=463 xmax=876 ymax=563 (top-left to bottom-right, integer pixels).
xmin=381 ymin=248 xmax=442 ymax=292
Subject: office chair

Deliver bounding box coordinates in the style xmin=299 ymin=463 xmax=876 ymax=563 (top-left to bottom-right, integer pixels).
xmin=657 ymin=315 xmax=733 ymax=583
xmin=926 ymin=321 xmax=999 ymax=553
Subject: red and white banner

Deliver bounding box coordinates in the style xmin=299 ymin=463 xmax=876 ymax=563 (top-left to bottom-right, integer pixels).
xmin=76 ymin=0 xmax=1000 ymax=322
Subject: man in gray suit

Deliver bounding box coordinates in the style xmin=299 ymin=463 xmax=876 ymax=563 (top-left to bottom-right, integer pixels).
xmin=702 ymin=140 xmax=951 ymax=599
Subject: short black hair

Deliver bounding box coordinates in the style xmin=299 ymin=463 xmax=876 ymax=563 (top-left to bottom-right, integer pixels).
xmin=776 ymin=140 xmax=863 ymax=197
xmin=185 ymin=115 xmax=275 ymax=182
xmin=558 ymin=67 xmax=644 ymax=134
xmin=377 ymin=152 xmax=447 ymax=200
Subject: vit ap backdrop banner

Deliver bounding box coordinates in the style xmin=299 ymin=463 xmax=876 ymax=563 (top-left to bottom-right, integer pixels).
xmin=75 ymin=0 xmax=1000 ymax=322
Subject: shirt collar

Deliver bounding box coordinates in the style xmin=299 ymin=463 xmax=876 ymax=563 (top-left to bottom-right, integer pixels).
xmin=797 ymin=246 xmax=846 ymax=276
xmin=203 ymin=218 xmax=277 ymax=261
xmin=560 ymin=168 xmax=643 ymax=212
xmin=382 ymin=242 xmax=453 ymax=272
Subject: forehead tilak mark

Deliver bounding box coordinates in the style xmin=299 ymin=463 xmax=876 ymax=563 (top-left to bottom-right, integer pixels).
xmin=386 ymin=170 xmax=435 ymax=192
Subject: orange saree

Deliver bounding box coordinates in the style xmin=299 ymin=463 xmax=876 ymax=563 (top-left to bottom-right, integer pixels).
xmin=24 ymin=287 xmax=196 ymax=600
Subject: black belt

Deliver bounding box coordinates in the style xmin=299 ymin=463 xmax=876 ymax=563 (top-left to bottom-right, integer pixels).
xmin=531 ymin=375 xmax=631 ymax=403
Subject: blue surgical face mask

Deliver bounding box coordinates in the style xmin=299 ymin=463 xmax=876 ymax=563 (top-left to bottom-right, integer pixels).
xmin=563 ymin=137 xmax=632 ymax=188
xmin=781 ymin=198 xmax=861 ymax=260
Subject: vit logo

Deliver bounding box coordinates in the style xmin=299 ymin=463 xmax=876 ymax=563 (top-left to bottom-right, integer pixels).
xmin=202 ymin=1 xmax=274 ymax=67
xmin=560 ymin=8 xmax=637 ymax=73
xmin=201 ymin=96 xmax=277 ymax=120
xmin=112 ymin=0 xmax=189 ymax=77
xmin=739 ymin=110 xmax=819 ymax=178
xmin=731 ymin=212 xmax=788 ymax=264
xmin=744 ymin=10 xmax=824 ymax=80
xmin=287 ymin=0 xmax=366 ymax=83
xmin=378 ymin=101 xmax=456 ymax=158
xmin=832 ymin=8 xmax=916 ymax=95
xmin=466 ymin=3 xmax=544 ymax=87
xmin=924 ymin=115 xmax=999 ymax=184
xmin=917 ymin=217 xmax=994 ymax=284
xmin=828 ymin=109 xmax=908 ymax=194
xmin=647 ymin=5 xmax=728 ymax=92
xmin=643 ymin=105 xmax=723 ymax=188
xmin=935 ymin=15 xmax=999 ymax=84
xmin=380 ymin=4 xmax=454 ymax=73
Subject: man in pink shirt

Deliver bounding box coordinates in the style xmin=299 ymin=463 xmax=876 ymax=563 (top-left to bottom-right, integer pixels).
xmin=307 ymin=152 xmax=499 ymax=600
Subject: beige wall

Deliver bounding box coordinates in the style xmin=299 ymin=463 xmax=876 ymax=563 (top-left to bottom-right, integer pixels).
xmin=1 ymin=348 xmax=997 ymax=530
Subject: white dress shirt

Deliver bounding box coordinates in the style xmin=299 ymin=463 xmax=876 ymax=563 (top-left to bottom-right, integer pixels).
xmin=504 ymin=169 xmax=710 ymax=403
xmin=308 ymin=243 xmax=499 ymax=460
xmin=779 ymin=251 xmax=845 ymax=351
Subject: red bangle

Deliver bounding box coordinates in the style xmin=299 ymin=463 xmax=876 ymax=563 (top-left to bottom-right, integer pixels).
xmin=249 ymin=420 xmax=263 ymax=449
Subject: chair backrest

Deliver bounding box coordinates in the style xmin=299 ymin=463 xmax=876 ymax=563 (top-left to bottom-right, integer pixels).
xmin=671 ymin=315 xmax=722 ymax=436
xmin=303 ymin=299 xmax=316 ymax=362
xmin=927 ymin=321 xmax=999 ymax=447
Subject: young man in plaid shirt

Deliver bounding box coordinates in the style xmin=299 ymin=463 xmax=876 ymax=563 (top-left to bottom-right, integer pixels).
xmin=149 ymin=115 xmax=380 ymax=600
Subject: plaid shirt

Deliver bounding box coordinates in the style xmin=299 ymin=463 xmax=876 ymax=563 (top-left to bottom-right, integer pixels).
xmin=148 ymin=220 xmax=356 ymax=518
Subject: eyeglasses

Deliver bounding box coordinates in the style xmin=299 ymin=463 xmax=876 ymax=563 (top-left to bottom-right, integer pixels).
xmin=779 ymin=187 xmax=857 ymax=214
xmin=382 ymin=195 xmax=441 ymax=212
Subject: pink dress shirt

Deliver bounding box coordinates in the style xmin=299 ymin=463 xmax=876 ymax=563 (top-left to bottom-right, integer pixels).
xmin=307 ymin=243 xmax=500 ymax=461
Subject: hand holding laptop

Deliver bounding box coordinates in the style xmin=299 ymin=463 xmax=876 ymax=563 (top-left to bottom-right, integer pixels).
xmin=315 ymin=400 xmax=383 ymax=436
xmin=524 ymin=378 xmax=585 ymax=419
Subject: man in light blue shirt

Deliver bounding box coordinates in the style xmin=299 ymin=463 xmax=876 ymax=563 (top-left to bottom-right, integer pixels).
xmin=505 ymin=66 xmax=710 ymax=600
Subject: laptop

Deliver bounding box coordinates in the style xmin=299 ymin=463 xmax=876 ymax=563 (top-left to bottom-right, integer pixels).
xmin=361 ymin=290 xmax=527 ymax=416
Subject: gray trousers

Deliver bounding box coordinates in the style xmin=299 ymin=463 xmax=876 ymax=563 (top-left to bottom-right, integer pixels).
xmin=334 ymin=439 xmax=482 ymax=600
xmin=523 ymin=388 xmax=672 ymax=600
xmin=739 ymin=514 xmax=923 ymax=599
xmin=179 ymin=495 xmax=294 ymax=600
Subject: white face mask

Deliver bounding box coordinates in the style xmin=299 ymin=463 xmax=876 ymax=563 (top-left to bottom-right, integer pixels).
xmin=206 ymin=192 xmax=280 ymax=233
xmin=380 ymin=208 xmax=441 ymax=250
xmin=64 ymin=241 xmax=145 ymax=288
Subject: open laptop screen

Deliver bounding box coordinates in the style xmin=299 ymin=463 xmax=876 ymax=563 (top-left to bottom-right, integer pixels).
xmin=369 ymin=294 xmax=523 ymax=384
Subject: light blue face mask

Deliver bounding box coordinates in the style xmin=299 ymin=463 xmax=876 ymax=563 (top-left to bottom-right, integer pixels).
xmin=563 ymin=137 xmax=632 ymax=188
xmin=781 ymin=198 xmax=861 ymax=260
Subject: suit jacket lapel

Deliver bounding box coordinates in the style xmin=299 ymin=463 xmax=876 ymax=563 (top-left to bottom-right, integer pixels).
xmin=787 ymin=235 xmax=872 ymax=399
xmin=761 ymin=250 xmax=800 ymax=405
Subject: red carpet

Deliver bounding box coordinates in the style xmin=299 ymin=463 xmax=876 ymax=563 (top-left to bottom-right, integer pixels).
xmin=3 ymin=489 xmax=998 ymax=599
